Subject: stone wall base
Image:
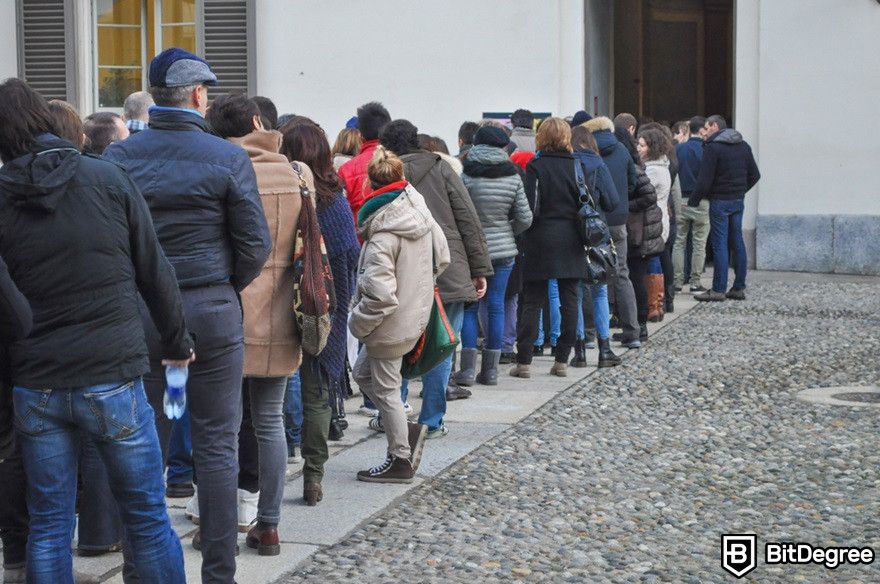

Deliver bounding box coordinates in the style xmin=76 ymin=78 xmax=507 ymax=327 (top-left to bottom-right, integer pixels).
xmin=756 ymin=214 xmax=880 ymax=276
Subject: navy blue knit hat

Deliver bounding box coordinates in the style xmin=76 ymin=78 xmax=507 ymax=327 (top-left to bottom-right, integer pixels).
xmin=473 ymin=125 xmax=509 ymax=148
xmin=149 ymin=48 xmax=218 ymax=88
xmin=571 ymin=110 xmax=592 ymax=126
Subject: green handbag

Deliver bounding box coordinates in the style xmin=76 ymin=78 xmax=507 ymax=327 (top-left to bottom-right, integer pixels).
xmin=401 ymin=286 xmax=458 ymax=379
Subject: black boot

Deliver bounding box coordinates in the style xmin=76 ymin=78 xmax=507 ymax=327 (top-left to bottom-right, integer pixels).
xmin=639 ymin=323 xmax=648 ymax=342
xmin=328 ymin=419 xmax=344 ymax=441
xmin=569 ymin=339 xmax=588 ymax=368
xmin=597 ymin=338 xmax=622 ymax=368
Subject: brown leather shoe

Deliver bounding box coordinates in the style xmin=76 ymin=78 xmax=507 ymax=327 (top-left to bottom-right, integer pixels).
xmin=407 ymin=421 xmax=428 ymax=473
xmin=192 ymin=529 xmax=239 ymax=555
xmin=303 ymin=482 xmax=323 ymax=506
xmin=246 ymin=522 xmax=281 ymax=556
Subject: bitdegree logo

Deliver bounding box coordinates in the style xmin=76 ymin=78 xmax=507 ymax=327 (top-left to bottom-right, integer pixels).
xmin=765 ymin=542 xmax=875 ymax=570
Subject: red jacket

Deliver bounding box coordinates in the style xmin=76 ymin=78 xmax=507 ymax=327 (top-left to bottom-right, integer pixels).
xmin=338 ymin=139 xmax=379 ymax=219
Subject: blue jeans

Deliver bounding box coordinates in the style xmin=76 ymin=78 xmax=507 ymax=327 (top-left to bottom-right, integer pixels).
xmin=709 ymin=199 xmax=748 ymax=292
xmin=462 ymin=260 xmax=514 ymax=350
xmin=577 ymin=283 xmax=611 ymax=340
xmin=14 ymin=378 xmax=184 ymax=584
xmin=401 ymin=302 xmax=464 ymax=431
xmin=166 ymin=408 xmax=192 ymax=484
xmin=535 ymin=279 xmax=561 ymax=346
xmin=284 ymin=371 xmax=303 ymax=447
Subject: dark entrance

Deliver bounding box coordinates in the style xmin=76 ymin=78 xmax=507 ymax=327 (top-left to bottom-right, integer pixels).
xmin=613 ymin=0 xmax=734 ymax=124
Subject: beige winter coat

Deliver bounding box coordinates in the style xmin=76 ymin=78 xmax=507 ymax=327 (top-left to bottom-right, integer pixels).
xmin=230 ymin=130 xmax=305 ymax=377
xmin=349 ymin=184 xmax=450 ymax=359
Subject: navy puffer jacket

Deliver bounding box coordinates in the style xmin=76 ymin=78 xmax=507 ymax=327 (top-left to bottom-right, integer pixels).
xmin=589 ymin=124 xmax=637 ymax=227
xmin=104 ymin=107 xmax=271 ymax=291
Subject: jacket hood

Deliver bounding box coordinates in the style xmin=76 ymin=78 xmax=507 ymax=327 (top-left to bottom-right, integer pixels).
xmin=229 ymin=129 xmax=287 ymax=163
xmin=462 ymin=145 xmax=520 ymax=178
xmin=465 ymin=144 xmax=509 ymax=165
xmin=511 ymin=127 xmax=535 ymax=137
xmin=584 ymin=116 xmax=615 ymax=133
xmin=644 ymin=155 xmax=670 ymax=169
xmin=401 ymin=151 xmax=443 ymax=183
xmin=709 ymin=129 xmax=743 ymax=145
xmin=0 ymin=134 xmax=81 ymax=213
xmin=593 ymin=129 xmax=621 ymax=157
xmin=359 ymin=184 xmax=433 ymax=241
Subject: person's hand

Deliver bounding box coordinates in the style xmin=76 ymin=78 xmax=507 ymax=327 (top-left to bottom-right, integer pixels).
xmin=162 ymin=352 xmax=196 ymax=368
xmin=473 ymin=277 xmax=488 ymax=299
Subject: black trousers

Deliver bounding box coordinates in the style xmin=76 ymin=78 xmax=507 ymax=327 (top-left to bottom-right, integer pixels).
xmin=628 ymin=256 xmax=650 ymax=325
xmin=516 ymin=279 xmax=579 ymax=365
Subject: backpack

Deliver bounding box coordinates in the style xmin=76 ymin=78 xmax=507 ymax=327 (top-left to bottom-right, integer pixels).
xmin=291 ymin=162 xmax=336 ymax=355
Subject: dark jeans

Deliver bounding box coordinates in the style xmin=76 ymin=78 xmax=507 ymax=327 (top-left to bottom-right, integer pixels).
xmin=710 ymin=199 xmax=748 ymax=292
xmin=516 ymin=278 xmax=579 ymax=365
xmin=284 ymin=372 xmax=303 ymax=448
xmin=238 ymin=385 xmax=259 ymax=494
xmin=166 ymin=409 xmax=192 ymax=485
xmin=660 ymin=237 xmax=675 ymax=304
xmin=78 ymin=436 xmax=123 ymax=551
xmin=0 ymin=445 xmax=28 ymax=568
xmin=628 ymin=256 xmax=650 ymax=324
xmin=130 ymin=283 xmax=245 ymax=584
xmin=300 ymin=355 xmax=331 ymax=484
xmin=14 ymin=379 xmax=184 ymax=583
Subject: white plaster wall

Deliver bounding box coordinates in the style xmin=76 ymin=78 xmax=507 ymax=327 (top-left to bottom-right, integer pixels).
xmin=749 ymin=0 xmax=880 ymax=217
xmin=255 ymin=0 xmax=585 ymax=151
xmin=734 ymin=0 xmax=760 ymax=229
xmin=0 ymin=0 xmax=19 ymax=81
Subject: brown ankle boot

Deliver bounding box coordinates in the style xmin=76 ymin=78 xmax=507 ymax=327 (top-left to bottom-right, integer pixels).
xmin=246 ymin=522 xmax=281 ymax=556
xmin=303 ymin=482 xmax=323 ymax=506
xmin=356 ymin=454 xmax=415 ymax=484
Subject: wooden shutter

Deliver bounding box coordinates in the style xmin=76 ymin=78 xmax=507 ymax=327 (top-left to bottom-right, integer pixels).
xmin=202 ymin=0 xmax=254 ymax=98
xmin=18 ymin=0 xmax=70 ymax=101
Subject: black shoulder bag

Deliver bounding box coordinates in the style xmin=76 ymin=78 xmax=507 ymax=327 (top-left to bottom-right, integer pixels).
xmin=574 ymin=160 xmax=617 ymax=285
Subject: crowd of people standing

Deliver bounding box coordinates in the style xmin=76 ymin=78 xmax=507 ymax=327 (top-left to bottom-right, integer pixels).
xmin=0 ymin=47 xmax=760 ymax=584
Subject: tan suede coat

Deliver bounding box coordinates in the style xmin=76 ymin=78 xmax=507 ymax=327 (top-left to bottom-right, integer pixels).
xmin=230 ymin=130 xmax=305 ymax=376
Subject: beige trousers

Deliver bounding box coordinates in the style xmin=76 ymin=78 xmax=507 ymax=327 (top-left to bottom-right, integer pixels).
xmin=352 ymin=348 xmax=410 ymax=459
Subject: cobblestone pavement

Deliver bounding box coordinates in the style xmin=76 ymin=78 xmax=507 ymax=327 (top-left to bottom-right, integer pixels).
xmin=279 ymin=279 xmax=880 ymax=583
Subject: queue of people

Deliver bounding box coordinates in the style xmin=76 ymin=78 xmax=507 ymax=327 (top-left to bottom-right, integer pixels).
xmin=0 ymin=46 xmax=760 ymax=584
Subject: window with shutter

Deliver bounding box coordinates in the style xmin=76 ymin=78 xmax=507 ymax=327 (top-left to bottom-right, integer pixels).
xmin=18 ymin=0 xmax=71 ymax=101
xmin=203 ymin=0 xmax=254 ymax=98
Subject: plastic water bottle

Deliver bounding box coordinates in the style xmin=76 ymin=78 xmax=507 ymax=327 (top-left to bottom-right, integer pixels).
xmin=164 ymin=366 xmax=188 ymax=420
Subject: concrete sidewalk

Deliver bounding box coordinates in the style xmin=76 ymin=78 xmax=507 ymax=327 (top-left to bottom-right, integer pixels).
xmin=71 ymin=291 xmax=701 ymax=583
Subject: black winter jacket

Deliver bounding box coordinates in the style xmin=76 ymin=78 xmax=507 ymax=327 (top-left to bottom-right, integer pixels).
xmin=522 ymin=153 xmax=589 ymax=281
xmin=627 ymin=167 xmax=664 ymax=258
xmin=104 ymin=108 xmax=271 ymax=291
xmin=0 ymin=135 xmax=194 ymax=388
xmin=692 ymin=129 xmax=761 ymax=203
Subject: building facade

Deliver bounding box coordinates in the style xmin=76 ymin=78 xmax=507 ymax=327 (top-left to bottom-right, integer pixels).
xmin=1 ymin=0 xmax=878 ymax=275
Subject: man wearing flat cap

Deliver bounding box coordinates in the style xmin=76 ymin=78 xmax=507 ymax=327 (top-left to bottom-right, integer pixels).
xmin=105 ymin=48 xmax=271 ymax=584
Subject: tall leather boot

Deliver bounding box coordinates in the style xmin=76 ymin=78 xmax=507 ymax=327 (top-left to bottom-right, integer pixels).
xmin=569 ymin=339 xmax=588 ymax=368
xmin=452 ymin=348 xmax=478 ymax=387
xmin=597 ymin=338 xmax=622 ymax=368
xmin=476 ymin=349 xmax=502 ymax=386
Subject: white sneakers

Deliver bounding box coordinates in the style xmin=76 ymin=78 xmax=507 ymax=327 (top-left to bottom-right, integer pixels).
xmin=184 ymin=486 xmax=259 ymax=532
xmin=237 ymin=488 xmax=258 ymax=532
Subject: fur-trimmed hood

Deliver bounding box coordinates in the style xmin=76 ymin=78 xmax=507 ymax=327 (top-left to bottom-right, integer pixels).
xmin=583 ymin=116 xmax=615 ymax=133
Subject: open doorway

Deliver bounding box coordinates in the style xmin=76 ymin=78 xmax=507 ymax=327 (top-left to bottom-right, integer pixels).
xmin=612 ymin=0 xmax=734 ymax=124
